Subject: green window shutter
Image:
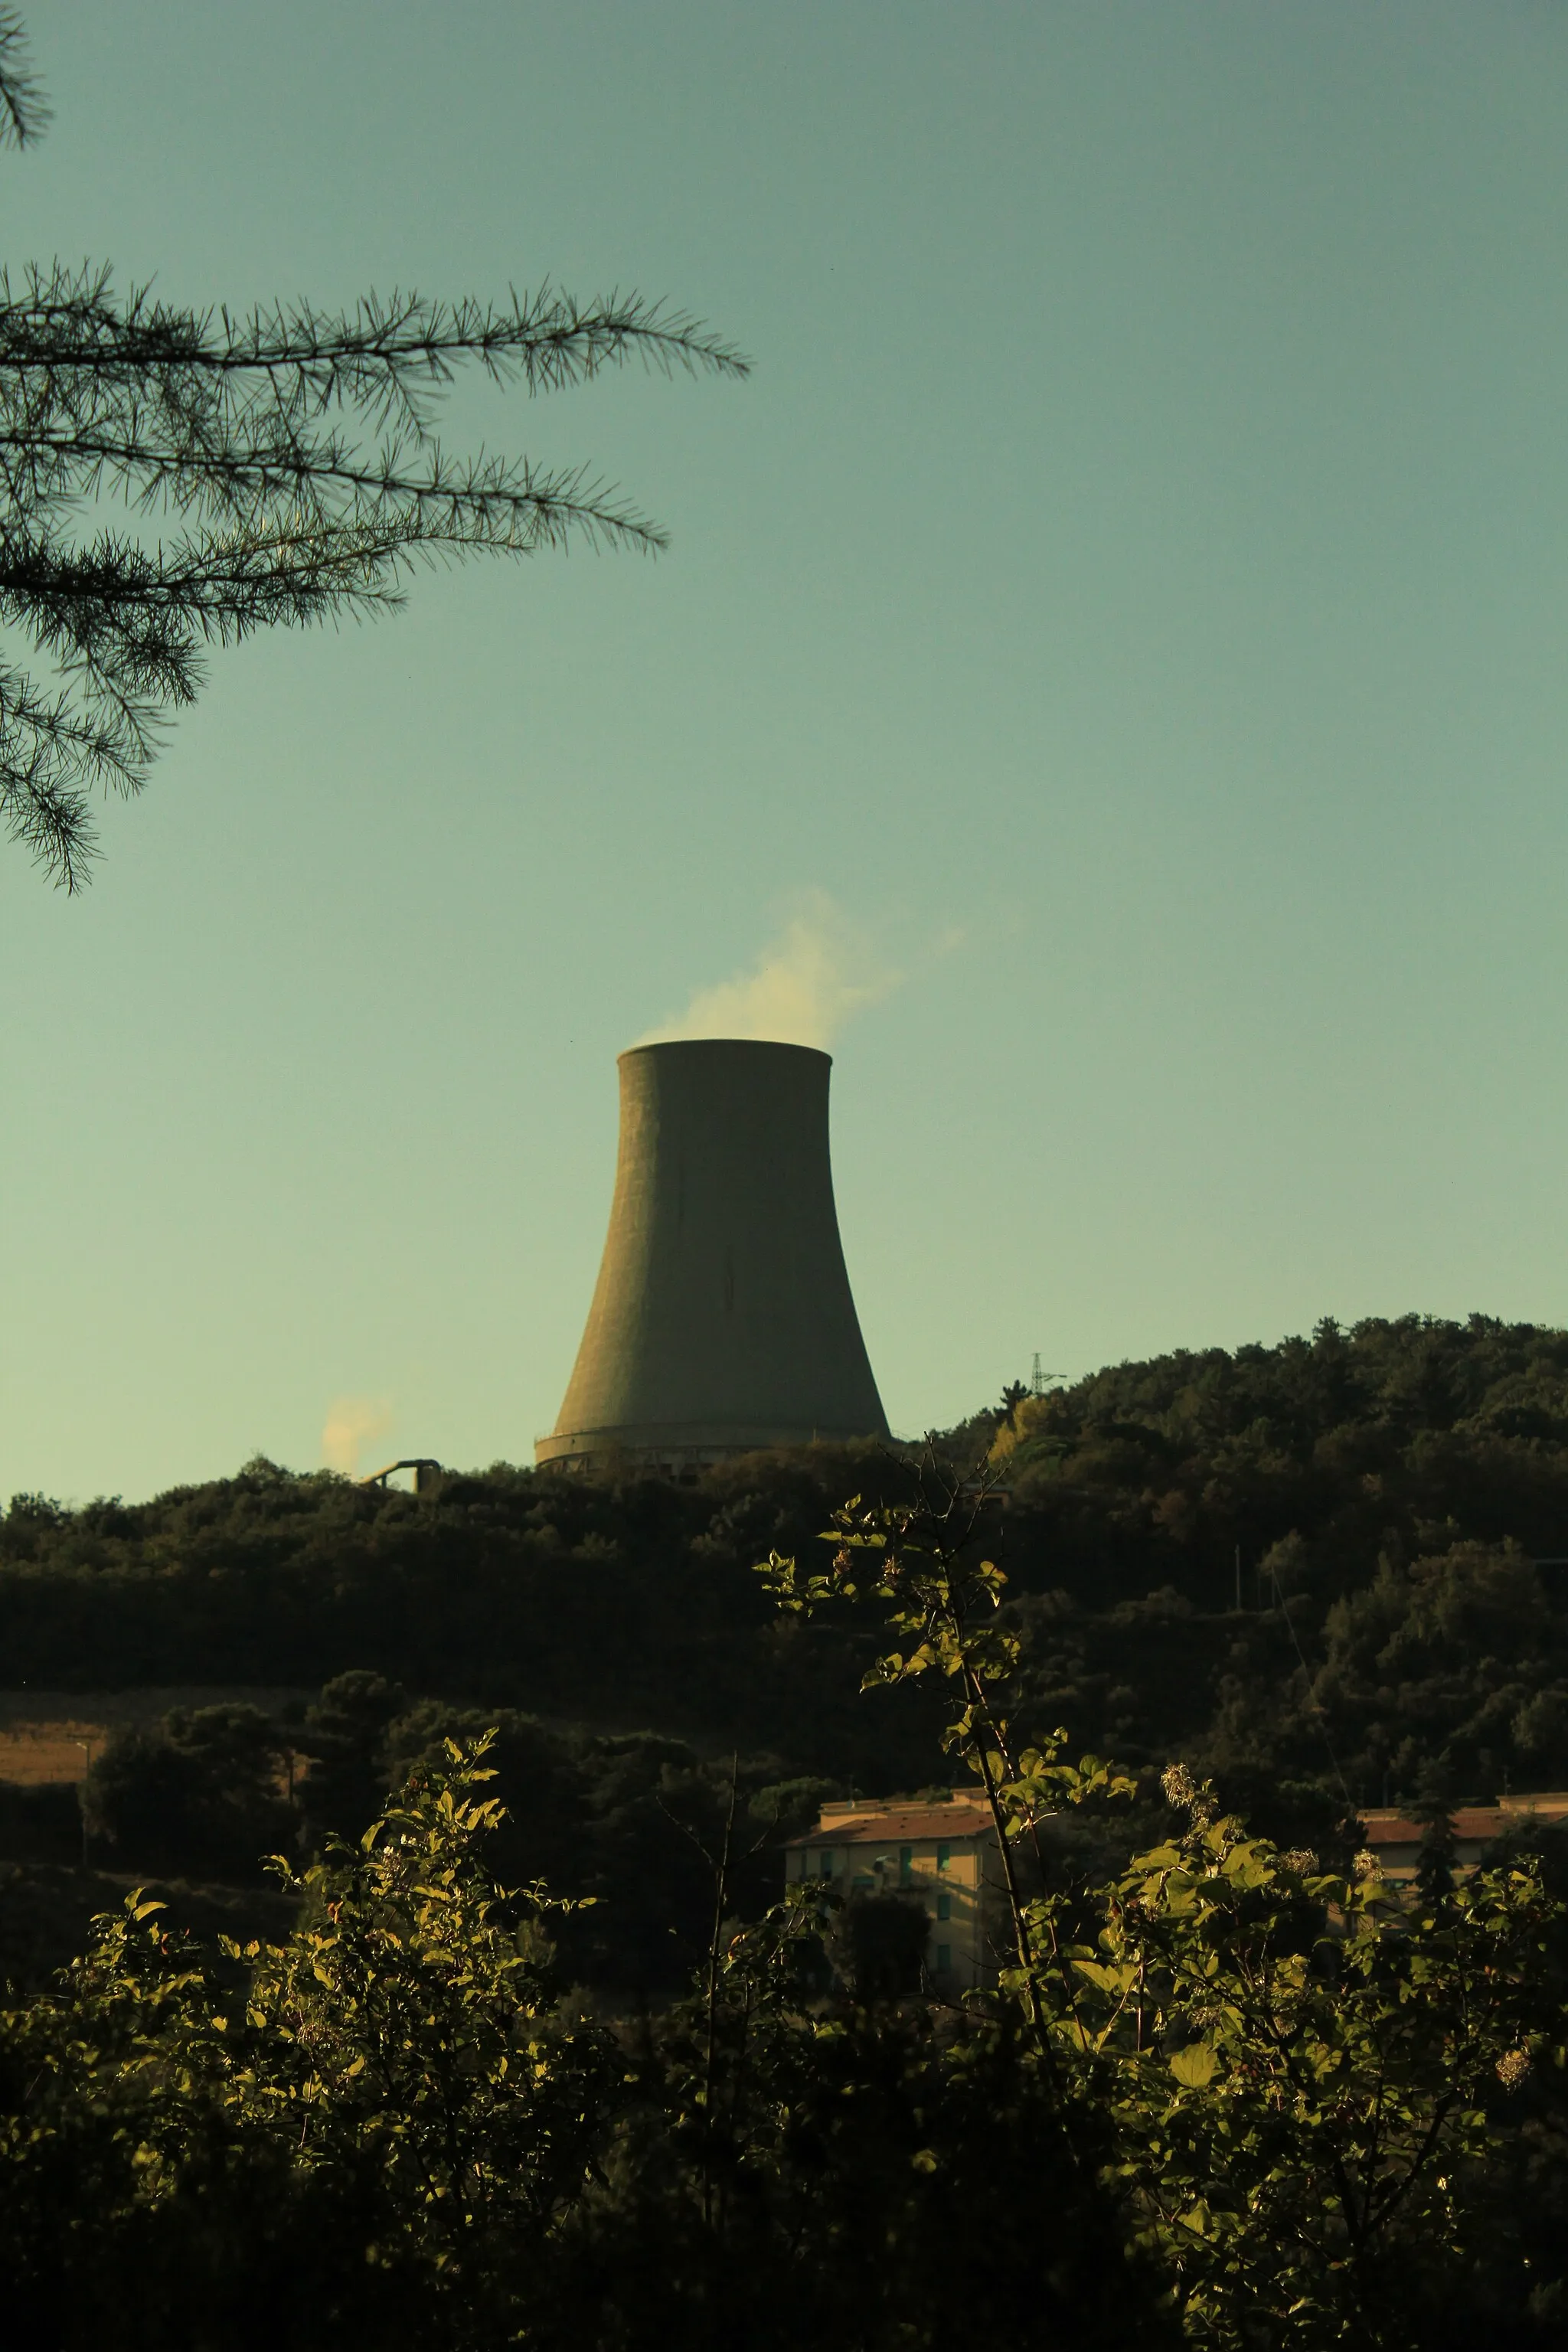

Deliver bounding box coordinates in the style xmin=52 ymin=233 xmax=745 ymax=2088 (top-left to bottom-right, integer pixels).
xmin=937 ymin=1890 xmax=952 ymax=1921
xmin=899 ymin=1844 xmax=913 ymax=1886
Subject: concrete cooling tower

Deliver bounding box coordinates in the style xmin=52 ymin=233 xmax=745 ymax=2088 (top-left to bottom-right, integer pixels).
xmin=536 ymin=1038 xmax=889 ymax=1475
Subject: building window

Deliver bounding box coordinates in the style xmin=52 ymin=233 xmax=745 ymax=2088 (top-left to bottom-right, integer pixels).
xmin=936 ymin=1842 xmax=951 ymax=1872
xmin=818 ymin=1851 xmax=834 ymax=1880
xmin=899 ymin=1844 xmax=913 ymax=1887
xmin=937 ymin=1890 xmax=952 ymax=1921
xmin=935 ymin=1944 xmax=952 ymax=1975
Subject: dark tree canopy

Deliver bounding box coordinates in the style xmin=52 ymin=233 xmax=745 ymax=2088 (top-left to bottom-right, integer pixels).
xmin=0 ymin=11 xmax=747 ymax=887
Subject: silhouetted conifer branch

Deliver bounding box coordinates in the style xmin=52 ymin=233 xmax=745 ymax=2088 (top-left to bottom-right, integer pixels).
xmin=0 ymin=69 xmax=748 ymax=887
xmin=0 ymin=9 xmax=47 ymax=149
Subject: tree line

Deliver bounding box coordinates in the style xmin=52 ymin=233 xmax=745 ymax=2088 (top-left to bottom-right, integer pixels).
xmin=4 ymin=1314 xmax=1567 ymax=1824
xmin=67 ymin=1674 xmax=831 ymax=2001
xmin=3 ymin=1475 xmax=1566 ymax=2350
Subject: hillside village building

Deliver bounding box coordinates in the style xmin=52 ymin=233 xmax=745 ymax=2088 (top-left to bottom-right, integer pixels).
xmin=786 ymin=1789 xmax=1568 ymax=1990
xmin=1357 ymin=1789 xmax=1568 ymax=1882
xmin=785 ymin=1793 xmax=1006 ymax=1991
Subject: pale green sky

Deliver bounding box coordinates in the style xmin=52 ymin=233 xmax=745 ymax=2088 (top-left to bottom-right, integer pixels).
xmin=5 ymin=0 xmax=1568 ymax=1498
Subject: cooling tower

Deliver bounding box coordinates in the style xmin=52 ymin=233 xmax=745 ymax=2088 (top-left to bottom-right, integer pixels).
xmin=537 ymin=1039 xmax=889 ymax=1474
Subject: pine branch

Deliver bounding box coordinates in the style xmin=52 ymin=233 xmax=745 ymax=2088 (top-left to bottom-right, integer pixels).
xmin=0 ymin=273 xmax=750 ymax=423
xmin=0 ymin=659 xmax=155 ymax=887
xmin=0 ymin=93 xmax=747 ymax=885
xmin=0 ymin=8 xmax=47 ymax=149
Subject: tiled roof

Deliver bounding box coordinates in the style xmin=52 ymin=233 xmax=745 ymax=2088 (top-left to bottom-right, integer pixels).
xmin=786 ymin=1802 xmax=995 ymax=1848
xmin=1361 ymin=1798 xmax=1568 ymax=1847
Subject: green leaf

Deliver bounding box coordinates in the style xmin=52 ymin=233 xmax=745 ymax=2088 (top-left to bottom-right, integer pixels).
xmin=1074 ymin=1959 xmax=1136 ymax=1995
xmin=1169 ymin=2043 xmax=1220 ymax=2089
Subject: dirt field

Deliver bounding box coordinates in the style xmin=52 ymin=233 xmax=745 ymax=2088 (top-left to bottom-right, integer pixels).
xmin=0 ymin=1726 xmax=103 ymax=1785
xmin=0 ymin=1690 xmax=310 ymax=1785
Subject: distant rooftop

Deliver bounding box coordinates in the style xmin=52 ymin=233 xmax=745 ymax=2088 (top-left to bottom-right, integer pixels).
xmin=787 ymin=1794 xmax=995 ymax=1847
xmin=792 ymin=1788 xmax=1568 ymax=1857
xmin=1361 ymin=1791 xmax=1568 ymax=1848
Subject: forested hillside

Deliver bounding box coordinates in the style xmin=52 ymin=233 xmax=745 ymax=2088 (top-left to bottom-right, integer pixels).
xmin=5 ymin=1316 xmax=1568 ymax=2345
xmin=4 ymin=1312 xmax=1568 ymax=1821
xmin=992 ymin=1312 xmax=1568 ymax=1808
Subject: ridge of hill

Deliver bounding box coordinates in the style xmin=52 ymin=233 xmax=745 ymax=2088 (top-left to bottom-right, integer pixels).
xmin=2 ymin=1314 xmax=1566 ymax=1818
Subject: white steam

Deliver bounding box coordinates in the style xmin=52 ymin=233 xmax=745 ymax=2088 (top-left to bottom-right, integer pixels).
xmin=321 ymin=1395 xmax=394 ymax=1476
xmin=639 ymin=891 xmax=901 ymax=1051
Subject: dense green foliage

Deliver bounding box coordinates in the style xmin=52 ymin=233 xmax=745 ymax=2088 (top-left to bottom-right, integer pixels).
xmin=4 ymin=1678 xmax=1565 ymax=2344
xmin=83 ymin=1702 xmax=292 ymax=1882
xmin=2 ymin=1747 xmax=610 ymax=2348
xmin=6 ymin=1321 xmax=1568 ymax=2348
xmin=77 ymin=1674 xmax=831 ymax=1998
xmin=0 ymin=1452 xmax=936 ymax=1776
xmin=1 ymin=1740 xmax=1168 ymax=2352
xmin=6 ymin=1315 xmax=1568 ymax=1823
xmin=994 ymin=1313 xmax=1568 ymax=1804
xmin=761 ymin=1478 xmax=1568 ymax=2347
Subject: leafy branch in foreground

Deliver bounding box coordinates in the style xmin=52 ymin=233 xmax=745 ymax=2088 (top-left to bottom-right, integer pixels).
xmin=0 ymin=1735 xmax=615 ymax=2348
xmin=2 ymin=1682 xmax=1563 ymax=2348
xmin=1073 ymin=1783 xmax=1559 ymax=2347
xmin=0 ymin=15 xmax=747 ymax=885
xmin=758 ymin=1460 xmax=1134 ymax=2043
xmin=756 ymin=1466 xmax=1568 ymax=2350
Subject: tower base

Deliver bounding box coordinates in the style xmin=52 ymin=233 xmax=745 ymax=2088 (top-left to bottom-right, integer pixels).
xmin=534 ymin=1419 xmax=880 ymax=1481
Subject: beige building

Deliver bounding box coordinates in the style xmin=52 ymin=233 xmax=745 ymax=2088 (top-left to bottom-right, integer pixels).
xmin=785 ymin=1792 xmax=1007 ymax=1991
xmin=1357 ymin=1789 xmax=1568 ymax=1883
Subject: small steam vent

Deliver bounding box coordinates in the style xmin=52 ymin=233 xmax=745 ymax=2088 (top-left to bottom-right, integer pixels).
xmin=537 ymin=1039 xmax=888 ymax=1477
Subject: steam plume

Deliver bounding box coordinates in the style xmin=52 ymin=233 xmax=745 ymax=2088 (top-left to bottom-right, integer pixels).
xmin=639 ymin=890 xmax=900 ymax=1050
xmin=321 ymin=1395 xmax=394 ymax=1476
